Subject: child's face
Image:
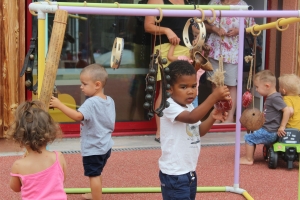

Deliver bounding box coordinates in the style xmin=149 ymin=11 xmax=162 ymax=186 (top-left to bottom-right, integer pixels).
xmin=254 ymin=79 xmax=270 ymax=97
xmin=169 ymin=74 xmax=197 ymax=106
xmin=80 ymin=72 xmax=99 ymax=97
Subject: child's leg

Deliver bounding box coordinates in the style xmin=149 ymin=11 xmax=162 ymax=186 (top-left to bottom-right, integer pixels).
xmin=90 ymin=175 xmax=102 ymax=200
xmin=154 ymin=81 xmax=162 ymax=141
xmin=240 ymin=128 xmax=277 ymax=165
xmin=240 ymin=143 xmax=255 ymax=165
xmin=82 ymin=150 xmax=111 ymax=200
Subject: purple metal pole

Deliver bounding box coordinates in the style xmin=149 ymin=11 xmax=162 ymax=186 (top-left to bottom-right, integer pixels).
xmin=234 ymin=18 xmax=245 ymax=188
xmin=59 ymin=6 xmax=300 ymax=18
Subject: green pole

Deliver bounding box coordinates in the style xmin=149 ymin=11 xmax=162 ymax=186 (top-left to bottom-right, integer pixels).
xmin=64 ymin=186 xmax=227 ymax=194
xmin=56 ymin=3 xmax=234 ymax=10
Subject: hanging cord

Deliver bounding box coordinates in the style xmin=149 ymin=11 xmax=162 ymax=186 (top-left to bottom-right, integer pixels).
xmin=250 ymin=35 xmax=258 ymax=108
xmin=151 ymin=7 xmax=163 ymax=66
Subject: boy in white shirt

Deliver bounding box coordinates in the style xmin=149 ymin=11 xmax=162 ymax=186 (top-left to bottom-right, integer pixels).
xmin=159 ymin=60 xmax=230 ymax=199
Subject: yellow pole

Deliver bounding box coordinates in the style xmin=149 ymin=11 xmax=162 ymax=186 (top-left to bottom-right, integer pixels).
xmin=246 ymin=17 xmax=300 ymax=33
xmin=38 ymin=18 xmax=45 ymax=97
xmin=242 ymin=191 xmax=254 ymax=200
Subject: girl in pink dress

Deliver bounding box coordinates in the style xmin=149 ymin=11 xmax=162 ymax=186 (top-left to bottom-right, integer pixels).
xmin=7 ymin=100 xmax=67 ymax=200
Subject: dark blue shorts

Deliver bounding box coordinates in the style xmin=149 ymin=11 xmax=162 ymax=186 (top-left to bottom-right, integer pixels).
xmin=159 ymin=170 xmax=197 ymax=200
xmin=82 ymin=149 xmax=111 ymax=177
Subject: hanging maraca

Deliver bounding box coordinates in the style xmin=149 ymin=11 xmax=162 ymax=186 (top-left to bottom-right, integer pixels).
xmin=240 ymin=29 xmax=265 ymax=132
xmin=207 ymin=51 xmax=232 ymax=112
xmin=242 ymin=55 xmax=253 ymax=108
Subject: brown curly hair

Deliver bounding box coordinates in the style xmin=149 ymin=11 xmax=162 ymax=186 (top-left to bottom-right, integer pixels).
xmin=6 ymin=100 xmax=63 ymax=153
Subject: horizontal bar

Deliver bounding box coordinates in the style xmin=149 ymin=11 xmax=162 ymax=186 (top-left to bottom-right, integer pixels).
xmin=53 ymin=2 xmax=250 ymax=10
xmin=246 ymin=17 xmax=300 ymax=33
xmin=64 ymin=187 xmax=227 ymax=194
xmin=68 ymin=14 xmax=87 ymax=20
xmin=58 ymin=7 xmax=300 ymax=18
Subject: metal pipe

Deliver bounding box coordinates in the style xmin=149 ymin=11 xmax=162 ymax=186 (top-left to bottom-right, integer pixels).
xmin=234 ymin=17 xmax=245 ymax=188
xmin=246 ymin=17 xmax=300 ymax=33
xmin=37 ymin=19 xmax=45 ymax=97
xmin=28 ymin=4 xmax=300 ymax=18
xmin=51 ymin=2 xmax=250 ymax=10
xmin=64 ymin=186 xmax=228 ymax=194
xmin=56 ymin=7 xmax=300 ymax=18
xmin=68 ymin=14 xmax=87 ymax=20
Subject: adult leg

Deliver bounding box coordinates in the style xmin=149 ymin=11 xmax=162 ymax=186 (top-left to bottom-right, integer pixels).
xmin=154 ymin=81 xmax=162 ymax=142
xmin=223 ymin=85 xmax=237 ymax=123
xmin=240 ymin=143 xmax=255 ymax=165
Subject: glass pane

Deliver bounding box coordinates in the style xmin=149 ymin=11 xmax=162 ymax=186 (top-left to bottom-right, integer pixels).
xmin=32 ymin=0 xmax=152 ymax=123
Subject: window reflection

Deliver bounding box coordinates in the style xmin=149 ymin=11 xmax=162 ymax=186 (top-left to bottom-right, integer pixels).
xmin=40 ymin=0 xmax=152 ymax=122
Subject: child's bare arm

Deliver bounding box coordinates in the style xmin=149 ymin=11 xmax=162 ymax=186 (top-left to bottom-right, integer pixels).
xmin=167 ymin=45 xmax=178 ymax=62
xmin=288 ymin=107 xmax=294 ymax=117
xmin=10 ymin=161 xmax=22 ymax=192
xmin=50 ymin=96 xmax=83 ymax=121
xmin=175 ymin=86 xmax=230 ymax=124
xmin=199 ymin=109 xmax=228 ymax=137
xmin=277 ymin=106 xmax=291 ymax=137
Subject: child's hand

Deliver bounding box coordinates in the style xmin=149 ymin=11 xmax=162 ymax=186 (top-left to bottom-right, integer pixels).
xmin=277 ymin=126 xmax=286 ymax=137
xmin=211 ymin=108 xmax=228 ymax=122
xmin=212 ymin=86 xmax=230 ymax=101
xmin=49 ymin=96 xmax=62 ymax=109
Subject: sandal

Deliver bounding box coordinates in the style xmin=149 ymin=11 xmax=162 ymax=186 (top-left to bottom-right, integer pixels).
xmin=154 ymin=137 xmax=160 ymax=143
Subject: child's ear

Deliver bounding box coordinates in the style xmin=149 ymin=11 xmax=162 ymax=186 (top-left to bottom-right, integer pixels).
xmin=168 ymin=86 xmax=174 ymax=95
xmin=265 ymin=83 xmax=271 ymax=89
xmin=95 ymin=81 xmax=102 ymax=88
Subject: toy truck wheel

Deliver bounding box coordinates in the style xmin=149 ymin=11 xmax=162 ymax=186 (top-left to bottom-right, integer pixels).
xmin=268 ymin=147 xmax=278 ymax=169
xmin=263 ymin=144 xmax=270 ymax=160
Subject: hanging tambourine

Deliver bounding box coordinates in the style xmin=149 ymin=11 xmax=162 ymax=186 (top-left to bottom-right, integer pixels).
xmin=110 ymin=37 xmax=124 ymax=69
xmin=182 ymin=18 xmax=206 ymax=50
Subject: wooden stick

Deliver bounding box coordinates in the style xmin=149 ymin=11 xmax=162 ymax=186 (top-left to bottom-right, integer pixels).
xmin=39 ymin=10 xmax=68 ymax=110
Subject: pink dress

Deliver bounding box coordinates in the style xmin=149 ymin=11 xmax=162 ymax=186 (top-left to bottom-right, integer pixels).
xmin=177 ymin=55 xmax=205 ymax=95
xmin=10 ymin=151 xmax=67 ymax=200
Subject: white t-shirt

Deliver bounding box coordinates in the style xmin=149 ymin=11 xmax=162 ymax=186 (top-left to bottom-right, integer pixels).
xmin=159 ymin=98 xmax=201 ymax=175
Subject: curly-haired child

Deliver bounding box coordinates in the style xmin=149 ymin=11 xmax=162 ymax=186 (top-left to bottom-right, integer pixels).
xmin=159 ymin=60 xmax=229 ymax=199
xmin=7 ymin=100 xmax=67 ymax=200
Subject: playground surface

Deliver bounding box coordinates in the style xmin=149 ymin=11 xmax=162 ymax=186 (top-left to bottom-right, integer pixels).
xmin=0 ymin=132 xmax=298 ymax=200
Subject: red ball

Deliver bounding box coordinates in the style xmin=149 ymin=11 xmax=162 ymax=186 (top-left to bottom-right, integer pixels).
xmin=215 ymin=95 xmax=232 ymax=111
xmin=242 ymin=90 xmax=253 ymax=108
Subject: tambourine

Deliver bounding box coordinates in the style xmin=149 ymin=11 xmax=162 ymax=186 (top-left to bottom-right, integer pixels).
xmin=111 ymin=37 xmax=124 ymax=69
xmin=183 ymin=18 xmax=206 ymax=50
